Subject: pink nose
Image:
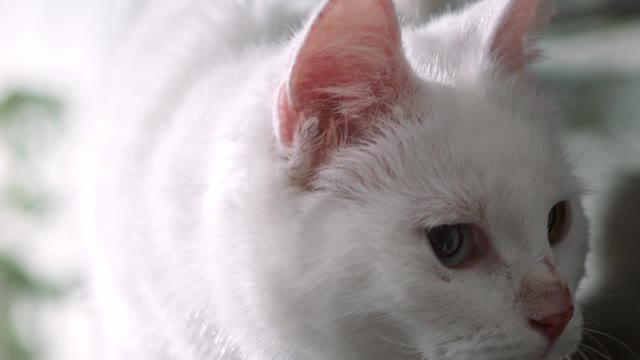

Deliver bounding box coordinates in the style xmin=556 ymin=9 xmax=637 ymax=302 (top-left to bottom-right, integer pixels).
xmin=528 ymin=288 xmax=574 ymax=342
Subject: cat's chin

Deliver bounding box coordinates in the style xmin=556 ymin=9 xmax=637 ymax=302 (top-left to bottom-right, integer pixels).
xmin=413 ymin=328 xmax=581 ymax=360
xmin=543 ymin=338 xmax=580 ymax=360
xmin=527 ymin=329 xmax=582 ymax=360
xmin=543 ymin=319 xmax=582 ymax=360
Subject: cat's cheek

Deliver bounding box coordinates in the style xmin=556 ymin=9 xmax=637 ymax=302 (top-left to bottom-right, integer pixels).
xmin=430 ymin=265 xmax=452 ymax=283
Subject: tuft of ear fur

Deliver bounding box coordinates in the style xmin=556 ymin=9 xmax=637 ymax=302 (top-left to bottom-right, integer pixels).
xmin=421 ymin=0 xmax=555 ymax=77
xmin=489 ymin=0 xmax=555 ymax=72
xmin=277 ymin=0 xmax=412 ymax=173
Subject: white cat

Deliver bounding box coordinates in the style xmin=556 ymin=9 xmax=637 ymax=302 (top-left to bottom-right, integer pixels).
xmin=75 ymin=0 xmax=589 ymax=359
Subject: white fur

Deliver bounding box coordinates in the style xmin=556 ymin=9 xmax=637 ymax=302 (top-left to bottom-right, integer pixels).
xmin=76 ymin=1 xmax=589 ymax=359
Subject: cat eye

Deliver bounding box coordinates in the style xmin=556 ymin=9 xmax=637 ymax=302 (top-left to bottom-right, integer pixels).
xmin=548 ymin=201 xmax=570 ymax=245
xmin=426 ymin=224 xmax=475 ymax=268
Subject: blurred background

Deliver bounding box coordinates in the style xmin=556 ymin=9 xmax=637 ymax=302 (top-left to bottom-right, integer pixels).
xmin=0 ymin=0 xmax=639 ymax=359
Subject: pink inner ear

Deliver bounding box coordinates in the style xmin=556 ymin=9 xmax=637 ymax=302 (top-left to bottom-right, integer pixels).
xmin=279 ymin=0 xmax=410 ymax=146
xmin=490 ymin=0 xmax=553 ymax=72
xmin=278 ymin=84 xmax=297 ymax=146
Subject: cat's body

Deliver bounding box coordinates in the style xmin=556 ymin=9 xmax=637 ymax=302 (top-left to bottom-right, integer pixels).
xmin=76 ymin=0 xmax=589 ymax=359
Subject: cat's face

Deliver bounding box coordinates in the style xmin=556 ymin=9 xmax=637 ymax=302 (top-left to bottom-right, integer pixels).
xmin=313 ymin=84 xmax=588 ymax=359
xmin=273 ymin=0 xmax=588 ymax=359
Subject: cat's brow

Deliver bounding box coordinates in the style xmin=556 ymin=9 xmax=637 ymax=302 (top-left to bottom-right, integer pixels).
xmin=411 ymin=197 xmax=485 ymax=227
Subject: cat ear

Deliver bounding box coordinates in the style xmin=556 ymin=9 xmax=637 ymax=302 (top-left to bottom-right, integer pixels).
xmin=489 ymin=0 xmax=555 ymax=72
xmin=277 ymin=0 xmax=411 ymax=148
xmin=459 ymin=0 xmax=554 ymax=73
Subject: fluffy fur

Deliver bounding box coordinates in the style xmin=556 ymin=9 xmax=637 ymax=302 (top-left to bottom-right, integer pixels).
xmin=76 ymin=0 xmax=589 ymax=359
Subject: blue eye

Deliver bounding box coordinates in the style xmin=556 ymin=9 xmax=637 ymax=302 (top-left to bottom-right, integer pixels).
xmin=426 ymin=224 xmax=475 ymax=268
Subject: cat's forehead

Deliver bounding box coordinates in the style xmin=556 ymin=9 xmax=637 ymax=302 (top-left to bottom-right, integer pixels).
xmin=397 ymin=84 xmax=576 ymax=219
xmin=429 ymin=83 xmax=557 ymax=174
xmin=455 ymin=91 xmax=561 ymax=168
xmin=324 ymin=82 xmax=576 ymax=226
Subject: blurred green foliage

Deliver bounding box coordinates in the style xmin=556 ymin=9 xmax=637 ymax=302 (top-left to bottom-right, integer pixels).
xmin=0 ymin=256 xmax=61 ymax=360
xmin=0 ymin=89 xmax=63 ymax=360
xmin=0 ymin=91 xmax=63 ymax=121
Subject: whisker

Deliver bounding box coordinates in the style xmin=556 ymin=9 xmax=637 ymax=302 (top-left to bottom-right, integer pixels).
xmin=581 ymin=330 xmax=612 ymax=360
xmin=583 ymin=327 xmax=640 ymax=360
xmin=581 ymin=311 xmax=603 ymax=328
xmin=580 ymin=343 xmax=613 ymax=360
xmin=567 ymin=348 xmax=582 ymax=360
xmin=577 ymin=346 xmax=594 ymax=360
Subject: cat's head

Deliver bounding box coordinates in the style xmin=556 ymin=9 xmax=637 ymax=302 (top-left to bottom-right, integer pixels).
xmin=271 ymin=0 xmax=588 ymax=359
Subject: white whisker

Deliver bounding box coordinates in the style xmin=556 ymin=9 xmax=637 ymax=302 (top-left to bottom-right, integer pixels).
xmin=583 ymin=327 xmax=640 ymax=360
xmin=579 ymin=343 xmax=612 ymax=360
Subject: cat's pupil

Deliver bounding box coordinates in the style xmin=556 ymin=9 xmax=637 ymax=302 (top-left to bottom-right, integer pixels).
xmin=439 ymin=230 xmax=460 ymax=256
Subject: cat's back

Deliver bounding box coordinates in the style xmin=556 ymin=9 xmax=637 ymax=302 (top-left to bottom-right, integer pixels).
xmin=80 ymin=0 xmax=313 ymax=264
xmin=71 ymin=3 xmax=312 ymax=358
